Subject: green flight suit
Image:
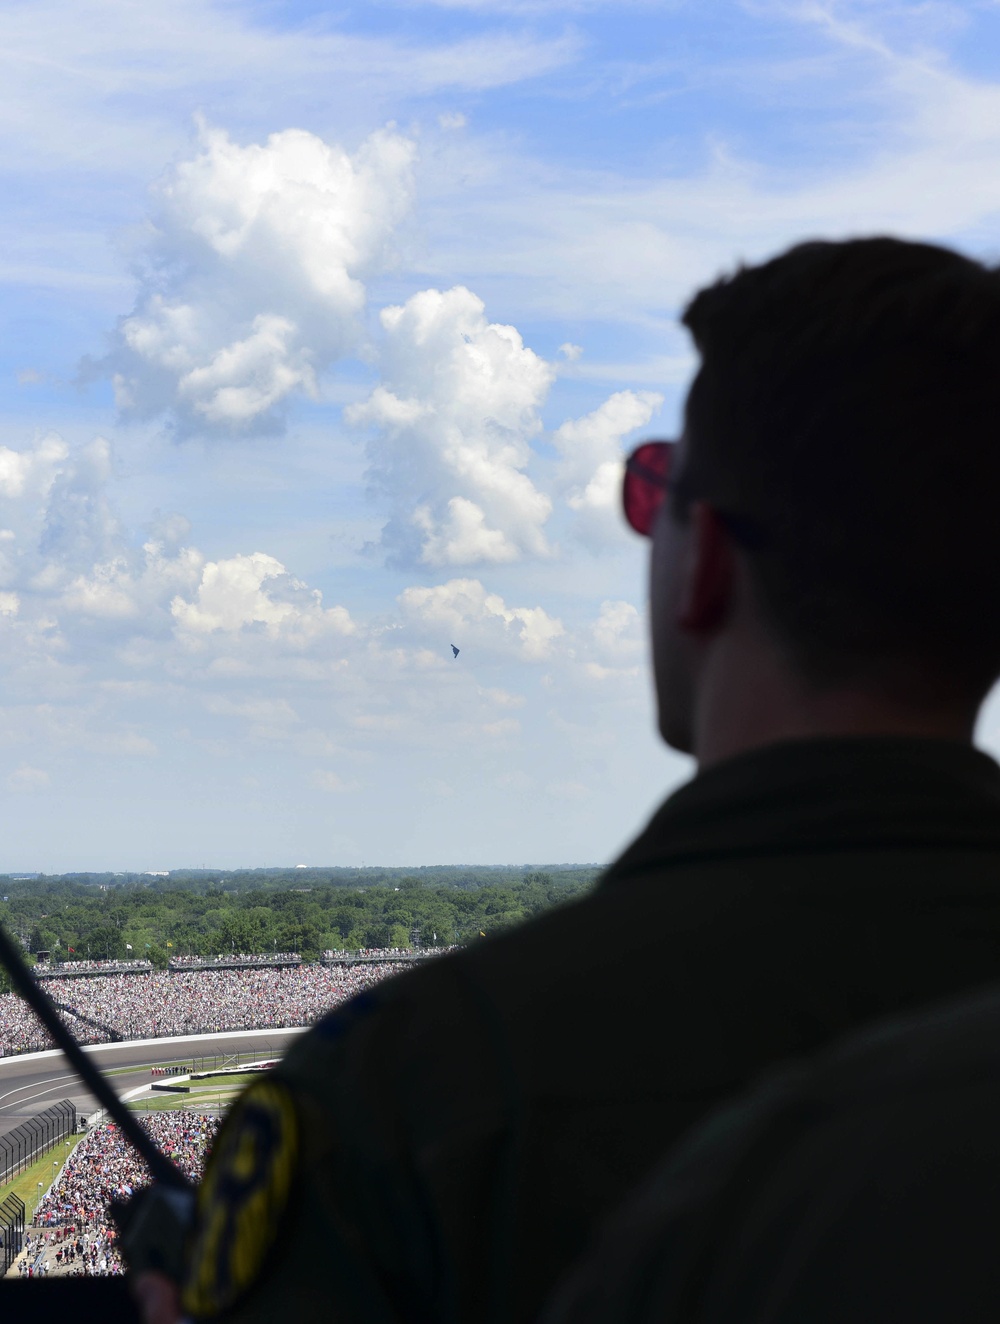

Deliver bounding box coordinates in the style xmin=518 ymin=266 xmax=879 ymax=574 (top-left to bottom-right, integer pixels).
xmin=179 ymin=737 xmax=1000 ymax=1323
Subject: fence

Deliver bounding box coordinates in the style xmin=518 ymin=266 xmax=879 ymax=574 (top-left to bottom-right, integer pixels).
xmin=0 ymin=1192 xmax=25 ymax=1274
xmin=167 ymin=956 xmax=301 ymax=972
xmin=34 ymin=961 xmax=153 ymax=979
xmin=0 ymin=1100 xmax=77 ymax=1188
xmin=319 ymin=952 xmax=427 ymax=966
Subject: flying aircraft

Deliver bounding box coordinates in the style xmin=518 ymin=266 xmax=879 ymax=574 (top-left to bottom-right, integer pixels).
xmin=451 ymin=645 xmax=460 ymax=658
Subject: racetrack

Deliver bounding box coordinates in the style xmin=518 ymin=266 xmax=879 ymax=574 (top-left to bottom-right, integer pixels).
xmin=0 ymin=1028 xmax=306 ymax=1138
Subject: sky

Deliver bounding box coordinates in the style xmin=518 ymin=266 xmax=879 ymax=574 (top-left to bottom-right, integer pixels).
xmin=4 ymin=0 xmax=1000 ymax=871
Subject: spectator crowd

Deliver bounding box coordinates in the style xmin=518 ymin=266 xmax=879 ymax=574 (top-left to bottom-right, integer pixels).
xmin=34 ymin=958 xmax=154 ymax=978
xmin=18 ymin=1112 xmax=218 ymax=1277
xmin=0 ymin=962 xmax=405 ymax=1057
xmin=168 ymin=952 xmax=300 ymax=967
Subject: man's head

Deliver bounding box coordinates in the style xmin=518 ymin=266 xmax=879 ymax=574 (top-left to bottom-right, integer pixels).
xmin=648 ymin=237 xmax=1000 ymax=759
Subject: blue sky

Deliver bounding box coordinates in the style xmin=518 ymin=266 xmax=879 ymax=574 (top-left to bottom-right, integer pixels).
xmin=3 ymin=0 xmax=1000 ymax=871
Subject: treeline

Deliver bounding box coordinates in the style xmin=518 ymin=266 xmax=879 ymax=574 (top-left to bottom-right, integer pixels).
xmin=0 ymin=864 xmax=597 ymax=894
xmin=0 ymin=868 xmax=600 ymax=979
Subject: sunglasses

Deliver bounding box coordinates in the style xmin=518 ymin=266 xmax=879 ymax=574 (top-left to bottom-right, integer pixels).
xmin=622 ymin=440 xmax=764 ymax=548
xmin=622 ymin=440 xmax=675 ymax=537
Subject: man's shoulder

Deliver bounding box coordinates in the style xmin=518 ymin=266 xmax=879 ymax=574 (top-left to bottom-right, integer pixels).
xmin=274 ymin=887 xmax=621 ymax=1083
xmin=275 ymin=859 xmax=738 ymax=1091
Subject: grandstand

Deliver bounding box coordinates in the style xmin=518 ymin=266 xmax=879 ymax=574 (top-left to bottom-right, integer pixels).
xmin=0 ymin=948 xmax=464 ymax=1275
xmin=13 ymin=1113 xmax=218 ymax=1278
xmin=33 ymin=960 xmax=154 ymax=980
xmin=0 ymin=962 xmax=408 ymax=1058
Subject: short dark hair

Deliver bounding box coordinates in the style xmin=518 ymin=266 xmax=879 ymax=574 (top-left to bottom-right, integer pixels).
xmin=680 ymin=236 xmax=1000 ymax=702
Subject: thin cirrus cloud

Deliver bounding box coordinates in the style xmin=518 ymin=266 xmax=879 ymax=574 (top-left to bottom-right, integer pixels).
xmin=0 ymin=2 xmax=580 ymax=173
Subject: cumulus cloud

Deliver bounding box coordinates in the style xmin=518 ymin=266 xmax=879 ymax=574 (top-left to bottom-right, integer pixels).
xmin=0 ymin=427 xmax=668 ymax=865
xmin=0 ymin=435 xmax=204 ymax=630
xmin=38 ymin=438 xmax=122 ymax=570
xmin=102 ymin=122 xmax=416 ymax=433
xmin=60 ymin=540 xmax=205 ymax=622
xmin=347 ymin=285 xmax=555 ymax=566
xmin=398 ymin=577 xmax=564 ymax=660
xmin=171 ymin=552 xmax=355 ymax=643
xmin=0 ymin=434 xmax=68 ymax=500
xmin=552 ymin=389 xmax=663 ymax=545
xmin=583 ymin=599 xmax=646 ymax=680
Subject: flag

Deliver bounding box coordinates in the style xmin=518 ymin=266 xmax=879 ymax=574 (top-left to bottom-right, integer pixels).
xmin=479 ymin=930 xmax=486 ymax=937
xmin=68 ymin=947 xmax=75 ymax=953
xmin=166 ymin=942 xmax=173 ymax=947
xmin=126 ymin=944 xmax=132 ymax=950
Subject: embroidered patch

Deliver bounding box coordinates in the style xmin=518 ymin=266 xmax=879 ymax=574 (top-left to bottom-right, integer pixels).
xmin=181 ymin=1077 xmax=299 ymax=1318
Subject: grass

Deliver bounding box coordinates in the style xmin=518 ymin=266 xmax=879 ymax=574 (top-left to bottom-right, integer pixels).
xmin=0 ymin=1133 xmax=86 ymax=1218
xmin=126 ymin=1072 xmax=264 ymax=1113
xmin=128 ymin=1095 xmax=231 ymax=1112
xmin=186 ymin=1071 xmax=264 ymax=1087
xmin=103 ymin=1054 xmax=276 ymax=1078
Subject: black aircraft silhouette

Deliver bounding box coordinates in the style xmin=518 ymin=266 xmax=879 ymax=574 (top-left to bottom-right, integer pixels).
xmin=451 ymin=645 xmax=460 ymax=658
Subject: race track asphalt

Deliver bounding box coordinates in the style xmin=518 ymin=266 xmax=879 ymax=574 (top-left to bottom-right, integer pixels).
xmin=0 ymin=1029 xmax=305 ymax=1136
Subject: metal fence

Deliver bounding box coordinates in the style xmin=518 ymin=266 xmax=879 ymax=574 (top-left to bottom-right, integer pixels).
xmin=0 ymin=1100 xmax=77 ymax=1188
xmin=319 ymin=952 xmax=427 ymax=966
xmin=34 ymin=961 xmax=154 ymax=979
xmin=0 ymin=1192 xmax=25 ymax=1274
xmin=167 ymin=956 xmax=301 ymax=972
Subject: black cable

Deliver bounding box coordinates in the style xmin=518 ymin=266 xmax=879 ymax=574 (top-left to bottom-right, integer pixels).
xmin=0 ymin=922 xmax=189 ymax=1189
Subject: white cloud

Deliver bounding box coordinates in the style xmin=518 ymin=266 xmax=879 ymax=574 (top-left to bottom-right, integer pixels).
xmin=57 ymin=535 xmax=203 ymax=622
xmin=104 ymin=122 xmax=416 ymax=433
xmin=348 ymin=285 xmax=555 ymax=566
xmin=553 ymin=389 xmax=663 ymax=545
xmin=5 ymin=764 xmax=50 ymax=793
xmin=398 ymin=577 xmax=565 ymax=660
xmin=0 ymin=2 xmax=578 ymax=179
xmin=171 ymin=552 xmax=356 ymax=642
xmin=0 ymin=434 xmax=68 ymax=500
xmin=582 ymin=599 xmax=646 ymax=679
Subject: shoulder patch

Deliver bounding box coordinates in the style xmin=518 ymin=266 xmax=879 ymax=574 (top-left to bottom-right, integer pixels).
xmin=181 ymin=1077 xmax=299 ymax=1318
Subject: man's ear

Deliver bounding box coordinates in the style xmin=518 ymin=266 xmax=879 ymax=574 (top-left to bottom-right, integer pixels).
xmin=675 ymin=501 xmax=737 ymax=632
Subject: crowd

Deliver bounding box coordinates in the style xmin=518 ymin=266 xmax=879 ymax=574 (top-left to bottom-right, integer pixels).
xmin=168 ymin=952 xmax=300 ymax=967
xmin=18 ymin=1113 xmax=219 ymax=1277
xmin=0 ymin=962 xmax=403 ymax=1057
xmin=323 ymin=946 xmax=414 ymax=959
xmin=322 ymin=946 xmax=458 ymax=960
xmin=34 ymin=959 xmax=153 ymax=978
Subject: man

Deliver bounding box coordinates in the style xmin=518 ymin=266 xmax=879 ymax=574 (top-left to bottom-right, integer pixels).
xmin=136 ymin=235 xmax=1000 ymax=1322
xmin=541 ymin=982 xmax=1000 ymax=1323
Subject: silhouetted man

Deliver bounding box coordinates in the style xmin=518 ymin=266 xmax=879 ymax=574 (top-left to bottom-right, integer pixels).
xmin=542 ymin=982 xmax=1000 ymax=1324
xmin=136 ymin=236 xmax=1000 ymax=1323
